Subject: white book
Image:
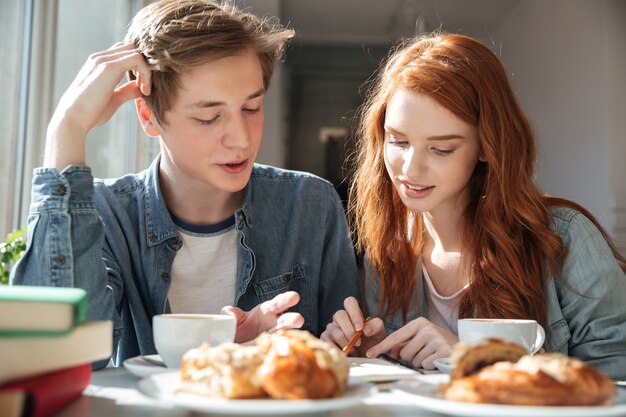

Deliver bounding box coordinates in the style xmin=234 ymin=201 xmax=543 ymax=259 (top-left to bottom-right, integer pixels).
xmin=349 ymin=357 xmax=423 ymax=382
xmin=0 ymin=321 xmax=112 ymax=384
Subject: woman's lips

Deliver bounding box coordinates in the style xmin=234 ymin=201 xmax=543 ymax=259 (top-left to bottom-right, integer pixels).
xmin=401 ymin=182 xmax=434 ymax=198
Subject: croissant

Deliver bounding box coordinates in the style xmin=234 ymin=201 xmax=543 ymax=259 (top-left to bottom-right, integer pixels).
xmin=444 ymin=340 xmax=616 ymax=406
xmin=450 ymin=338 xmax=528 ymax=380
xmin=179 ymin=329 xmax=349 ymax=400
xmin=256 ymin=329 xmax=349 ymax=399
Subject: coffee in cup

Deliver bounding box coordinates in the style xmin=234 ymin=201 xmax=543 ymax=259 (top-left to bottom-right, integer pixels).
xmin=153 ymin=313 xmax=236 ymax=368
xmin=457 ymin=318 xmax=545 ymax=354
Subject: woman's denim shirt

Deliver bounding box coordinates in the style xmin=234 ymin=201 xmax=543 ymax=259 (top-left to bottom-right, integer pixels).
xmin=363 ymin=207 xmax=626 ymax=380
xmin=11 ymin=158 xmax=360 ymax=367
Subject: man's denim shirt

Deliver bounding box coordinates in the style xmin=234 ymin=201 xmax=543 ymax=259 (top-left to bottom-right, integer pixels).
xmin=364 ymin=207 xmax=626 ymax=380
xmin=11 ymin=157 xmax=360 ymax=367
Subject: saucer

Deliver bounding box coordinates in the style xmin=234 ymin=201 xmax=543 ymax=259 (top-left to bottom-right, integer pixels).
xmin=433 ymin=357 xmax=455 ymax=374
xmin=124 ymin=354 xmax=170 ymax=378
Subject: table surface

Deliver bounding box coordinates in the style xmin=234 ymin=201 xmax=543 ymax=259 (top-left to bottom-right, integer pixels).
xmin=55 ymin=367 xmax=443 ymax=417
xmin=55 ymin=367 xmax=626 ymax=417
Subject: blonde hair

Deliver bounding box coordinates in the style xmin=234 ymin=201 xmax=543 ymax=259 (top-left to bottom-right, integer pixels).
xmin=124 ymin=0 xmax=294 ymax=125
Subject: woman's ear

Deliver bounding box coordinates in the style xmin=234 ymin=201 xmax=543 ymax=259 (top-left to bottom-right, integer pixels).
xmin=135 ymin=97 xmax=161 ymax=137
xmin=478 ymin=148 xmax=487 ymax=162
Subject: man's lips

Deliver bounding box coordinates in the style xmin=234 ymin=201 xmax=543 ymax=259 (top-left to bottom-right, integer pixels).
xmin=219 ymin=159 xmax=249 ymax=173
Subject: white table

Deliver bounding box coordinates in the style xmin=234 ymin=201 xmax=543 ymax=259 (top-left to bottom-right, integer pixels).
xmin=56 ymin=367 xmax=442 ymax=417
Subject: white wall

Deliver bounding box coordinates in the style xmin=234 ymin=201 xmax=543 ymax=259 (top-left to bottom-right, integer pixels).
xmin=242 ymin=0 xmax=287 ymax=168
xmin=606 ymin=0 xmax=626 ymax=253
xmin=493 ymin=0 xmax=625 ymax=253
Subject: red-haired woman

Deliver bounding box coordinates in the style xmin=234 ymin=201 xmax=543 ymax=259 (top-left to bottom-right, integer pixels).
xmin=321 ymin=32 xmax=626 ymax=379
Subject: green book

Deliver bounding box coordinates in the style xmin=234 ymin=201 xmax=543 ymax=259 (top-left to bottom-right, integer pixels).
xmin=0 ymin=285 xmax=87 ymax=336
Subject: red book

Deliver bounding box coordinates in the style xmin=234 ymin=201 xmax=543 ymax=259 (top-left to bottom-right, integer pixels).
xmin=0 ymin=363 xmax=91 ymax=417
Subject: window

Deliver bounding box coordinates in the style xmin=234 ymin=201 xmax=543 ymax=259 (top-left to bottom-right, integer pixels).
xmin=0 ymin=1 xmax=28 ymax=237
xmin=0 ymin=0 xmax=150 ymax=238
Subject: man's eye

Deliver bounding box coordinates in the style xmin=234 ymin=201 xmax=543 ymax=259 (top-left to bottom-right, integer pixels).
xmin=196 ymin=115 xmax=219 ymax=125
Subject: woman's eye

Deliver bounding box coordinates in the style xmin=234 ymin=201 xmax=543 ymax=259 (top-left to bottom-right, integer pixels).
xmin=243 ymin=107 xmax=260 ymax=114
xmin=433 ymin=148 xmax=455 ymax=156
xmin=387 ymin=136 xmax=408 ymax=146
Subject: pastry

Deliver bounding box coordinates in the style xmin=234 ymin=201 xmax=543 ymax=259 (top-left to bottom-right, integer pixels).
xmin=450 ymin=338 xmax=528 ymax=380
xmin=444 ymin=340 xmax=617 ymax=406
xmin=178 ymin=329 xmax=349 ymax=400
xmin=179 ymin=342 xmax=266 ymax=398
xmin=256 ymin=329 xmax=349 ymax=399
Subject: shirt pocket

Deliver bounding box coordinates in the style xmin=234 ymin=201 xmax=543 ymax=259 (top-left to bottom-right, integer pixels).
xmin=546 ymin=319 xmax=571 ymax=354
xmin=252 ymin=264 xmax=312 ymax=327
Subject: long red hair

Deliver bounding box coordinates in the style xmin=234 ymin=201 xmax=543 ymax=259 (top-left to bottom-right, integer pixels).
xmin=350 ymin=33 xmax=625 ymax=327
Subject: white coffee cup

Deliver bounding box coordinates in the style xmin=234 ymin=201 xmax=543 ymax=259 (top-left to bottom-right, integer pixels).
xmin=457 ymin=318 xmax=545 ymax=354
xmin=153 ymin=313 xmax=236 ymax=368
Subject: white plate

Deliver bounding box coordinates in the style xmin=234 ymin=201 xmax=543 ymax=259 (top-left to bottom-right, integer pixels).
xmin=123 ymin=354 xmax=170 ymax=378
xmin=138 ymin=371 xmax=375 ymax=414
xmin=392 ymin=374 xmax=626 ymax=417
xmin=433 ymin=357 xmax=455 ymax=374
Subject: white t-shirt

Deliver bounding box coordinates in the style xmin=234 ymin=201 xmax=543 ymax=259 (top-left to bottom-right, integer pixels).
xmin=167 ymin=215 xmax=238 ymax=314
xmin=422 ymin=264 xmax=468 ymax=334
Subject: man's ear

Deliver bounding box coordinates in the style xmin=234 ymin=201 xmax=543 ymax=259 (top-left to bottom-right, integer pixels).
xmin=135 ymin=97 xmax=161 ymax=137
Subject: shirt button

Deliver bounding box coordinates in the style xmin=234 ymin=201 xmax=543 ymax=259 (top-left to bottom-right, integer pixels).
xmin=56 ymin=255 xmax=66 ymax=265
xmin=55 ymin=185 xmax=66 ymax=195
xmin=161 ymin=272 xmax=170 ymax=281
xmin=149 ymin=234 xmax=157 ymax=243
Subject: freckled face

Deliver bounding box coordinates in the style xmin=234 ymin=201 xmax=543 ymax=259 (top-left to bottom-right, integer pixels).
xmin=383 ymin=88 xmax=481 ymax=218
xmin=156 ymin=49 xmax=265 ymax=196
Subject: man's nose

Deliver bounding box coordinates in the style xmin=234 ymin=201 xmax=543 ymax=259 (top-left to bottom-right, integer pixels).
xmin=222 ymin=114 xmax=250 ymax=149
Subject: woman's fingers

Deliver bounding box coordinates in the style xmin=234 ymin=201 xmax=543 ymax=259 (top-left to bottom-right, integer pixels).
xmin=343 ymin=296 xmax=365 ymax=331
xmin=329 ymin=309 xmax=354 ymax=348
xmin=365 ymin=322 xmax=415 ymax=358
xmin=362 ymin=317 xmax=385 ymax=337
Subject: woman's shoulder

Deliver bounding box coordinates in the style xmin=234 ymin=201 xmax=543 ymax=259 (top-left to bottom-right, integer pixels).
xmin=548 ymin=206 xmax=601 ymax=240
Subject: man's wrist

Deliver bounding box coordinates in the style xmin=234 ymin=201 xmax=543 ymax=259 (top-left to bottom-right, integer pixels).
xmin=44 ymin=115 xmax=88 ymax=170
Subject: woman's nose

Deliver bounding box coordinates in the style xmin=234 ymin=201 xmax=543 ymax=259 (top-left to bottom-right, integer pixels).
xmin=402 ymin=147 xmax=427 ymax=176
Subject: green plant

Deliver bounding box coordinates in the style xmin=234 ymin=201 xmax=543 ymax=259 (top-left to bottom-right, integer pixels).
xmin=1 ymin=228 xmax=26 ymax=285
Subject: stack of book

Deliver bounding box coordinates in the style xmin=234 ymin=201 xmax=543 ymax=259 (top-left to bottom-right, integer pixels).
xmin=0 ymin=286 xmax=112 ymax=417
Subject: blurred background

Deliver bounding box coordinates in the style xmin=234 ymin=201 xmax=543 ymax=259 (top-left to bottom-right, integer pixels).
xmin=1 ymin=0 xmax=624 ymax=255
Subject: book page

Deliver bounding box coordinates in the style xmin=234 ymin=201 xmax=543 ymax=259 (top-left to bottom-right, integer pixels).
xmin=349 ymin=357 xmax=422 ymax=382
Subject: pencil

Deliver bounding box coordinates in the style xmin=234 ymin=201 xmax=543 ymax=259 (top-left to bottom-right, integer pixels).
xmin=341 ymin=317 xmax=371 ymax=353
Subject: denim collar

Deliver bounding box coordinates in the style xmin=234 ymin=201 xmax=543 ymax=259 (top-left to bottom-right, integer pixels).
xmin=143 ymin=155 xmax=253 ymax=247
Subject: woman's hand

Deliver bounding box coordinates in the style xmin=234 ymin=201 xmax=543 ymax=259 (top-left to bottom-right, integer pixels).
xmin=45 ymin=42 xmax=152 ymax=170
xmin=221 ymin=291 xmax=304 ymax=343
xmin=365 ymin=317 xmax=458 ymax=369
xmin=320 ymin=296 xmax=386 ymax=356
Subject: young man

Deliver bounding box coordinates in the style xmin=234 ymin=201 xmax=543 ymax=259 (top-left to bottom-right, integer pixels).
xmin=11 ymin=0 xmax=359 ymax=367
